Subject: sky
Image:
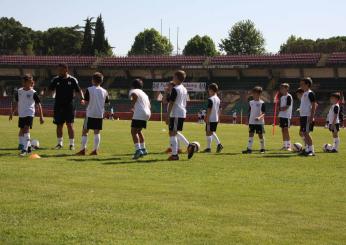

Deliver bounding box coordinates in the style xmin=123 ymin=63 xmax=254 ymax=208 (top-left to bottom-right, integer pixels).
xmin=1 ymin=0 xmax=346 ymax=55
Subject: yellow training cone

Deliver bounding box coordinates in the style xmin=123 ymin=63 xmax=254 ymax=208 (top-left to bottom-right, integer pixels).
xmin=29 ymin=153 xmax=41 ymax=159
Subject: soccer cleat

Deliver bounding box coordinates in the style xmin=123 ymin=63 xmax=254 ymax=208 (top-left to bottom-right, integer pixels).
xmin=260 ymin=149 xmax=266 ymax=154
xmin=27 ymin=146 xmax=32 ymax=154
xmin=331 ymin=149 xmax=338 ymax=153
xmin=216 ymin=144 xmax=224 ymax=153
xmin=75 ymin=149 xmax=86 ymax=156
xmin=187 ymin=144 xmax=195 ymax=159
xmin=19 ymin=150 xmax=28 ymax=157
xmin=132 ymin=150 xmax=144 ymax=160
xmin=286 ymin=147 xmax=292 ymax=152
xmin=69 ymin=145 xmax=75 ymax=151
xmin=242 ymin=148 xmax=252 ymax=154
xmin=18 ymin=144 xmax=24 ymax=150
xmin=168 ymin=155 xmax=179 ymax=161
xmin=307 ymin=151 xmax=315 ymax=156
xmin=89 ymin=150 xmax=98 ymax=156
xmin=202 ymin=148 xmax=211 ymax=153
xmin=141 ymin=149 xmax=148 ymax=156
xmin=54 ymin=144 xmax=63 ymax=150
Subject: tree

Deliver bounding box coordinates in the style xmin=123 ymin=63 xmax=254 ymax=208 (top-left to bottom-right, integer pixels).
xmin=219 ymin=20 xmax=265 ymax=55
xmin=128 ymin=28 xmax=173 ymax=56
xmin=81 ymin=17 xmax=94 ymax=55
xmin=93 ymin=15 xmax=112 ymax=56
xmin=183 ymin=35 xmax=218 ymax=56
xmin=280 ymin=35 xmax=346 ymax=53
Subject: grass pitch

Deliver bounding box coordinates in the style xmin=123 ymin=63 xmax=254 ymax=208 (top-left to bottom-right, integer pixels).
xmin=0 ymin=116 xmax=345 ymax=245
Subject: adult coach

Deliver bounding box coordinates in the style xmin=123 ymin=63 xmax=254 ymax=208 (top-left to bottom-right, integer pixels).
xmin=49 ymin=63 xmax=84 ymax=150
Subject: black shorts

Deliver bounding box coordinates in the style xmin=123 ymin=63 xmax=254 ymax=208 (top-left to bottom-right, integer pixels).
xmin=169 ymin=117 xmax=185 ymax=132
xmin=279 ymin=117 xmax=291 ymax=128
xmin=249 ymin=124 xmax=265 ymax=134
xmin=300 ymin=116 xmax=314 ymax=133
xmin=53 ymin=104 xmax=75 ymax=125
xmin=206 ymin=122 xmax=218 ymax=132
xmin=329 ymin=124 xmax=340 ymax=133
xmin=131 ymin=119 xmax=147 ymax=129
xmin=83 ymin=117 xmax=103 ymax=130
xmin=18 ymin=116 xmax=33 ymax=129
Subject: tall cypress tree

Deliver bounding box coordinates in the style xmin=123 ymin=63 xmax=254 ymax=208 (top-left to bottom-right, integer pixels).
xmin=81 ymin=17 xmax=94 ymax=55
xmin=93 ymin=15 xmax=111 ymax=55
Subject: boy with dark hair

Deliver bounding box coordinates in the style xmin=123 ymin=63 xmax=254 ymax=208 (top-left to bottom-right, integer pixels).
xmin=326 ymin=92 xmax=341 ymax=152
xmin=296 ymin=88 xmax=307 ymax=148
xmin=203 ymin=83 xmax=223 ymax=153
xmin=299 ymin=77 xmax=318 ymax=156
xmin=76 ymin=72 xmax=109 ymax=156
xmin=9 ymin=74 xmax=44 ymax=156
xmin=166 ymin=70 xmax=195 ymax=161
xmin=129 ymin=79 xmax=151 ymax=160
xmin=278 ymin=83 xmax=293 ymax=151
xmin=242 ymin=86 xmax=266 ymax=154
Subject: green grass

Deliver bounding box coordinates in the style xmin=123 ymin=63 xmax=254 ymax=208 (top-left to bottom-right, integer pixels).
xmin=0 ymin=115 xmax=345 ymax=245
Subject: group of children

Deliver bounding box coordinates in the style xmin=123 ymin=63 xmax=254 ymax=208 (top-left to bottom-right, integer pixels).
xmin=9 ymin=70 xmax=342 ymax=159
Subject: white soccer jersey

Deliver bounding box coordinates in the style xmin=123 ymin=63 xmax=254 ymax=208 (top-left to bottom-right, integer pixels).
xmin=278 ymin=93 xmax=293 ymax=119
xmin=248 ymin=100 xmax=265 ymax=125
xmin=170 ymin=84 xmax=188 ymax=118
xmin=207 ymin=95 xmax=221 ymax=122
xmin=85 ymin=86 xmax=109 ymax=119
xmin=300 ymin=90 xmax=316 ymax=117
xmin=129 ymin=89 xmax=151 ymax=121
xmin=15 ymin=88 xmax=40 ymax=117
xmin=327 ymin=103 xmax=340 ymax=124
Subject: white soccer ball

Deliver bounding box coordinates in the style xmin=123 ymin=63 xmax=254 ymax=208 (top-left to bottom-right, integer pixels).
xmin=293 ymin=142 xmax=303 ymax=152
xmin=323 ymin=143 xmax=333 ymax=152
xmin=191 ymin=141 xmax=200 ymax=152
xmin=31 ymin=139 xmax=40 ymax=150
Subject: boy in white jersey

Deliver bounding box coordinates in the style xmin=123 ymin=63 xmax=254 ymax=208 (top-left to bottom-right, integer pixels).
xmin=9 ymin=74 xmax=44 ymax=156
xmin=166 ymin=70 xmax=195 ymax=161
xmin=278 ymin=83 xmax=293 ymax=151
xmin=129 ymin=79 xmax=151 ymax=160
xmin=299 ymin=78 xmax=318 ymax=156
xmin=326 ymin=92 xmax=341 ymax=153
xmin=243 ymin=86 xmax=266 ymax=154
xmin=76 ymin=72 xmax=109 ymax=156
xmin=202 ymin=83 xmax=223 ymax=153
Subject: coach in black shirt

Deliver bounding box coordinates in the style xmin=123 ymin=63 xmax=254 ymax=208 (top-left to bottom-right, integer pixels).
xmin=49 ymin=63 xmax=84 ymax=150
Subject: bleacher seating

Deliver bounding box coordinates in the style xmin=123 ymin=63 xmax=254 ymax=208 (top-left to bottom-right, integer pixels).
xmin=327 ymin=53 xmax=346 ymax=65
xmin=0 ymin=56 xmax=96 ymax=67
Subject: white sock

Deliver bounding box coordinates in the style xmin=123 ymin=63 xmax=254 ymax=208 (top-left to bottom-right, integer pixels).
xmin=19 ymin=136 xmax=24 ymax=145
xmin=287 ymin=141 xmax=291 ymax=148
xmin=212 ymin=133 xmax=221 ymax=145
xmin=69 ymin=138 xmax=75 ymax=146
xmin=306 ymin=145 xmax=311 ymax=152
xmin=23 ymin=133 xmax=30 ymax=151
xmin=140 ymin=142 xmax=146 ymax=150
xmin=311 ymin=145 xmax=315 ymax=153
xmin=333 ymin=138 xmax=340 ymax=151
xmin=247 ymin=137 xmax=254 ymax=150
xmin=81 ymin=135 xmax=88 ymax=150
xmin=93 ymin=134 xmax=100 ymax=151
xmin=58 ymin=137 xmax=63 ymax=146
xmin=206 ymin=136 xmax=212 ymax=149
xmin=260 ymin=138 xmax=265 ymax=150
xmin=135 ymin=143 xmax=141 ymax=151
xmin=170 ymin=136 xmax=178 ymax=155
xmin=177 ymin=132 xmax=189 ymax=147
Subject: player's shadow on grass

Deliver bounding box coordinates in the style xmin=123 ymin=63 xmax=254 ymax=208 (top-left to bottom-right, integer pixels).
xmin=216 ymin=152 xmax=243 ymax=156
xmin=102 ymin=158 xmax=181 ymax=165
xmin=68 ymin=157 xmax=122 ymax=162
xmin=40 ymin=154 xmax=72 ymax=158
xmin=112 ymin=152 xmax=164 ymax=157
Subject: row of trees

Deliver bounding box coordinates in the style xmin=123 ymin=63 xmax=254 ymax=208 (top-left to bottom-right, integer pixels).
xmin=0 ymin=16 xmax=112 ymax=56
xmin=1 ymin=17 xmax=346 ymax=56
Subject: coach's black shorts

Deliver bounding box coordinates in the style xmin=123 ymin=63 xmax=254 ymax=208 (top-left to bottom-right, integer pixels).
xmin=53 ymin=104 xmax=75 ymax=125
xmin=83 ymin=117 xmax=103 ymax=130
xmin=206 ymin=122 xmax=218 ymax=132
xmin=18 ymin=116 xmax=33 ymax=129
xmin=300 ymin=116 xmax=314 ymax=133
xmin=329 ymin=123 xmax=340 ymax=133
xmin=169 ymin=117 xmax=185 ymax=132
xmin=131 ymin=119 xmax=147 ymax=129
xmin=279 ymin=117 xmax=291 ymax=128
xmin=249 ymin=124 xmax=265 ymax=134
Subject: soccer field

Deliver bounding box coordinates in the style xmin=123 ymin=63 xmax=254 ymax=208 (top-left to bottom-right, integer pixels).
xmin=0 ymin=116 xmax=345 ymax=245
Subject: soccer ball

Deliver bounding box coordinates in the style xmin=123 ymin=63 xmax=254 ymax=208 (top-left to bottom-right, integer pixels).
xmin=292 ymin=142 xmax=303 ymax=152
xmin=31 ymin=139 xmax=40 ymax=150
xmin=323 ymin=143 xmax=333 ymax=152
xmin=191 ymin=141 xmax=200 ymax=152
